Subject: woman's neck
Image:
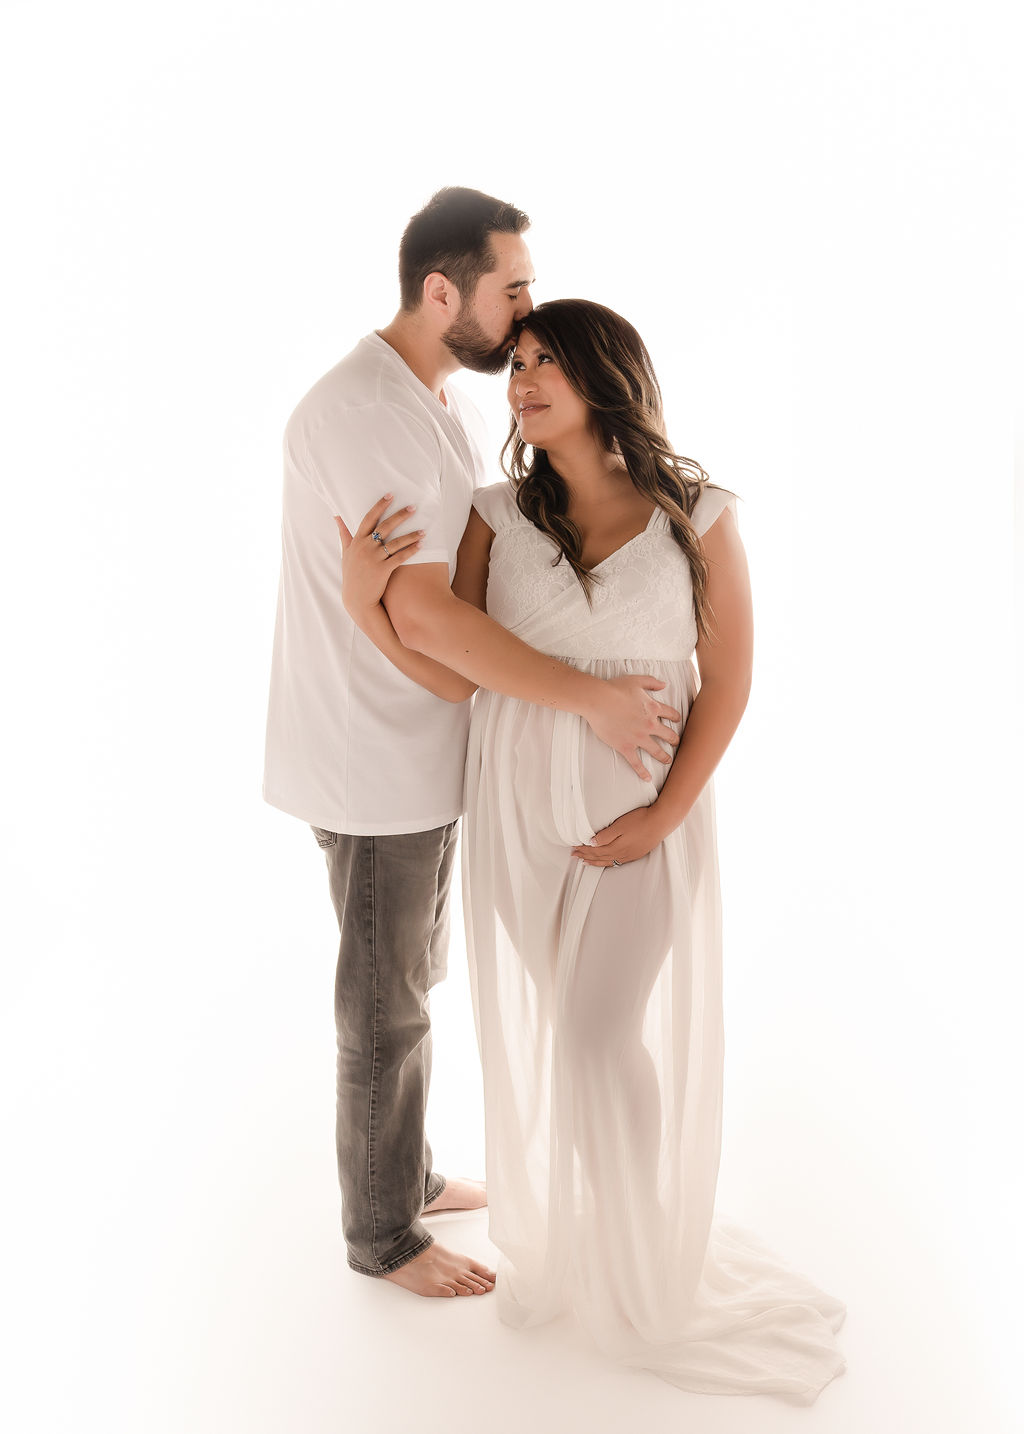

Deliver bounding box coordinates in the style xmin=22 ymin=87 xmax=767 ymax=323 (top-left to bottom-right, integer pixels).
xmin=545 ymin=439 xmax=629 ymax=506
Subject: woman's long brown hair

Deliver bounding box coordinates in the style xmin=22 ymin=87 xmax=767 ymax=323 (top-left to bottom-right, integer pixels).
xmin=501 ymin=299 xmax=721 ymax=641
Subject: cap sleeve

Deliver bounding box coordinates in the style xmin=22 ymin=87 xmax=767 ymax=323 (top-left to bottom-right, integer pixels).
xmin=472 ymin=481 xmax=521 ymax=533
xmin=690 ymin=484 xmax=739 ymax=537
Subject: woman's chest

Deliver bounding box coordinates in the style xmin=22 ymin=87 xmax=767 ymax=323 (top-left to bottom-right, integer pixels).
xmin=485 ymin=523 xmax=699 ymax=659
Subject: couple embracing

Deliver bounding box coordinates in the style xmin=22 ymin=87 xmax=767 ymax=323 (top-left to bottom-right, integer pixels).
xmin=264 ymin=186 xmax=844 ymax=1401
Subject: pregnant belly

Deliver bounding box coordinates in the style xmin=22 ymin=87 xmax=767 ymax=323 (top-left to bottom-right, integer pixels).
xmin=479 ymin=657 xmax=696 ymax=847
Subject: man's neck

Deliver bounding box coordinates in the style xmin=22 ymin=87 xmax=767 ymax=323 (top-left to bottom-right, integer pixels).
xmin=376 ymin=313 xmax=459 ymax=403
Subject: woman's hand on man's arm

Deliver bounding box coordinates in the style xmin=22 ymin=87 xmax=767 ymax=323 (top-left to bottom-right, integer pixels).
xmin=334 ymin=496 xmax=477 ymax=704
xmin=334 ymin=494 xmax=425 ymax=620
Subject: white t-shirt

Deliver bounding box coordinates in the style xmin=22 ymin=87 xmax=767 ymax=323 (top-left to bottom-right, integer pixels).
xmin=263 ymin=333 xmax=489 ymax=835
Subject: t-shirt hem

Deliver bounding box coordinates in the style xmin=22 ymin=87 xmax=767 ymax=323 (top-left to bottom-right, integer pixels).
xmin=400 ymin=546 xmax=449 ymax=567
xmin=263 ymin=787 xmax=465 ymax=837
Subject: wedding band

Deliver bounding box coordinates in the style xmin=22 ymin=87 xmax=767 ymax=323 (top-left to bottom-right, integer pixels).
xmin=612 ymin=859 xmax=622 ymax=867
xmin=381 ymin=542 xmax=391 ymax=556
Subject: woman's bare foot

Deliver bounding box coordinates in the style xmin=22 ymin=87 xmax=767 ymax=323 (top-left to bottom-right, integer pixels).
xmin=382 ymin=1242 xmax=496 ymax=1298
xmin=422 ymin=1177 xmax=487 ymax=1214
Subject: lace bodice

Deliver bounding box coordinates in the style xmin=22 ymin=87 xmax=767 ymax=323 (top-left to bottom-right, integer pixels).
xmin=471 ymin=481 xmax=737 ymax=664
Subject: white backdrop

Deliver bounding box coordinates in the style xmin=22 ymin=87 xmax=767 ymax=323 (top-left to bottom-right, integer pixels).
xmin=1 ymin=2 xmax=1018 ymax=1431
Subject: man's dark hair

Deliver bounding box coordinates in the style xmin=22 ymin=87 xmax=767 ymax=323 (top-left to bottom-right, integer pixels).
xmin=398 ymin=187 xmax=531 ymax=311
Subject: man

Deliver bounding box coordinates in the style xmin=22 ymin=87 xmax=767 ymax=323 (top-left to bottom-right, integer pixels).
xmin=264 ymin=187 xmax=678 ymax=1300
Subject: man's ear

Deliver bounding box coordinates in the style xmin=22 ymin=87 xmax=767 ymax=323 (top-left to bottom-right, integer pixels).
xmin=422 ymin=271 xmax=460 ymax=322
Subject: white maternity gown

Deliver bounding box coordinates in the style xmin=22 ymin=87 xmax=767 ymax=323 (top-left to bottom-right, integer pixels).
xmin=463 ymin=480 xmax=846 ymax=1402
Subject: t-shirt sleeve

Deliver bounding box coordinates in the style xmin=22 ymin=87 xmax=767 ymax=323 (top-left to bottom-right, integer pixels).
xmin=690 ymin=484 xmax=739 ymax=537
xmin=471 ymin=481 xmax=519 ymax=533
xmin=301 ymin=404 xmax=450 ymax=566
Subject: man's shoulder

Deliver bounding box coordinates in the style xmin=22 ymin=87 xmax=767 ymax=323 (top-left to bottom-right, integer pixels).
xmin=286 ymin=335 xmax=398 ymax=426
xmin=285 ymin=336 xmax=435 ymax=457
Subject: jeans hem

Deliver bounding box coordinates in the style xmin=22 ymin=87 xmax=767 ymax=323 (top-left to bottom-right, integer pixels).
xmin=347 ymin=1230 xmax=435 ymax=1278
xmin=422 ymin=1174 xmax=447 ymax=1209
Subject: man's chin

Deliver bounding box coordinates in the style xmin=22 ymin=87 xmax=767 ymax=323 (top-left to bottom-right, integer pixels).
xmin=464 ymin=343 xmax=515 ymax=377
xmin=443 ymin=329 xmax=516 ymax=376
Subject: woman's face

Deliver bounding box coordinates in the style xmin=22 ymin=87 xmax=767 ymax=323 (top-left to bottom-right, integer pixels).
xmin=507 ymin=330 xmax=592 ymax=449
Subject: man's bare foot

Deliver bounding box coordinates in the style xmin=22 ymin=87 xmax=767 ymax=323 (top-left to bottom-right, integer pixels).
xmin=422 ymin=1177 xmax=487 ymax=1215
xmin=382 ymin=1242 xmax=496 ymax=1298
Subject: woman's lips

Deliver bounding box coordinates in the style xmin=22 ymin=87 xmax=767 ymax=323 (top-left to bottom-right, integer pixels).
xmin=518 ymin=404 xmax=549 ymax=416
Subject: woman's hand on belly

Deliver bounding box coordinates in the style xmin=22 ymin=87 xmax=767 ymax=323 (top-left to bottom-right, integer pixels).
xmin=571 ymin=804 xmax=672 ymax=868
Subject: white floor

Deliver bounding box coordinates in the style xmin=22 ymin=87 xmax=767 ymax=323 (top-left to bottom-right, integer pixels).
xmin=3 ymin=812 xmax=1018 ymax=1434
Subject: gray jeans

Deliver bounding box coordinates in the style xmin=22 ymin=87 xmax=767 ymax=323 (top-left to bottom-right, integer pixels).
xmin=312 ymin=820 xmax=458 ymax=1276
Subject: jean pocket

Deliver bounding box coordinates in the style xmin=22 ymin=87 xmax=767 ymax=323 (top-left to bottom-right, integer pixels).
xmin=310 ymin=825 xmax=337 ymax=849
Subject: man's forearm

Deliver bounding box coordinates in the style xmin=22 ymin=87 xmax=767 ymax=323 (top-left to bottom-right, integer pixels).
xmin=387 ymin=589 xmax=602 ymax=716
xmin=353 ymin=601 xmax=477 ymax=704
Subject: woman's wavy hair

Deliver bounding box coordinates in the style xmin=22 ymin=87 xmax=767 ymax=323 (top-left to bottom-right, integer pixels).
xmin=501 ymin=299 xmax=720 ymax=640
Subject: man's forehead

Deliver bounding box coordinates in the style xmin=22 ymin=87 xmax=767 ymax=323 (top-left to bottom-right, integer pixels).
xmin=487 ymin=232 xmax=534 ymax=283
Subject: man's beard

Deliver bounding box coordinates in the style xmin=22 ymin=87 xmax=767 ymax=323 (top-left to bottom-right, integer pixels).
xmin=442 ymin=310 xmax=515 ymax=375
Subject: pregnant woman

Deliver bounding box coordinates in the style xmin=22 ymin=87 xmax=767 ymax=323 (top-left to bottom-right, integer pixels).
xmin=339 ymin=299 xmax=845 ymax=1401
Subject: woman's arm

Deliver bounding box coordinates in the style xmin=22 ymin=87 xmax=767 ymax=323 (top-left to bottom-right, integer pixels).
xmin=451 ymin=507 xmax=493 ymax=612
xmin=573 ymin=506 xmax=754 ymax=865
xmin=335 ymin=497 xmax=478 ymax=703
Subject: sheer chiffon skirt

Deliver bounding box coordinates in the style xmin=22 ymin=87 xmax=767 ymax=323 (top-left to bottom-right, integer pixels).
xmin=463 ymin=657 xmax=845 ymax=1402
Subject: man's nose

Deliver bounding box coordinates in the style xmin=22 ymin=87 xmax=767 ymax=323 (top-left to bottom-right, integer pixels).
xmin=514 ymin=288 xmax=534 ymax=321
